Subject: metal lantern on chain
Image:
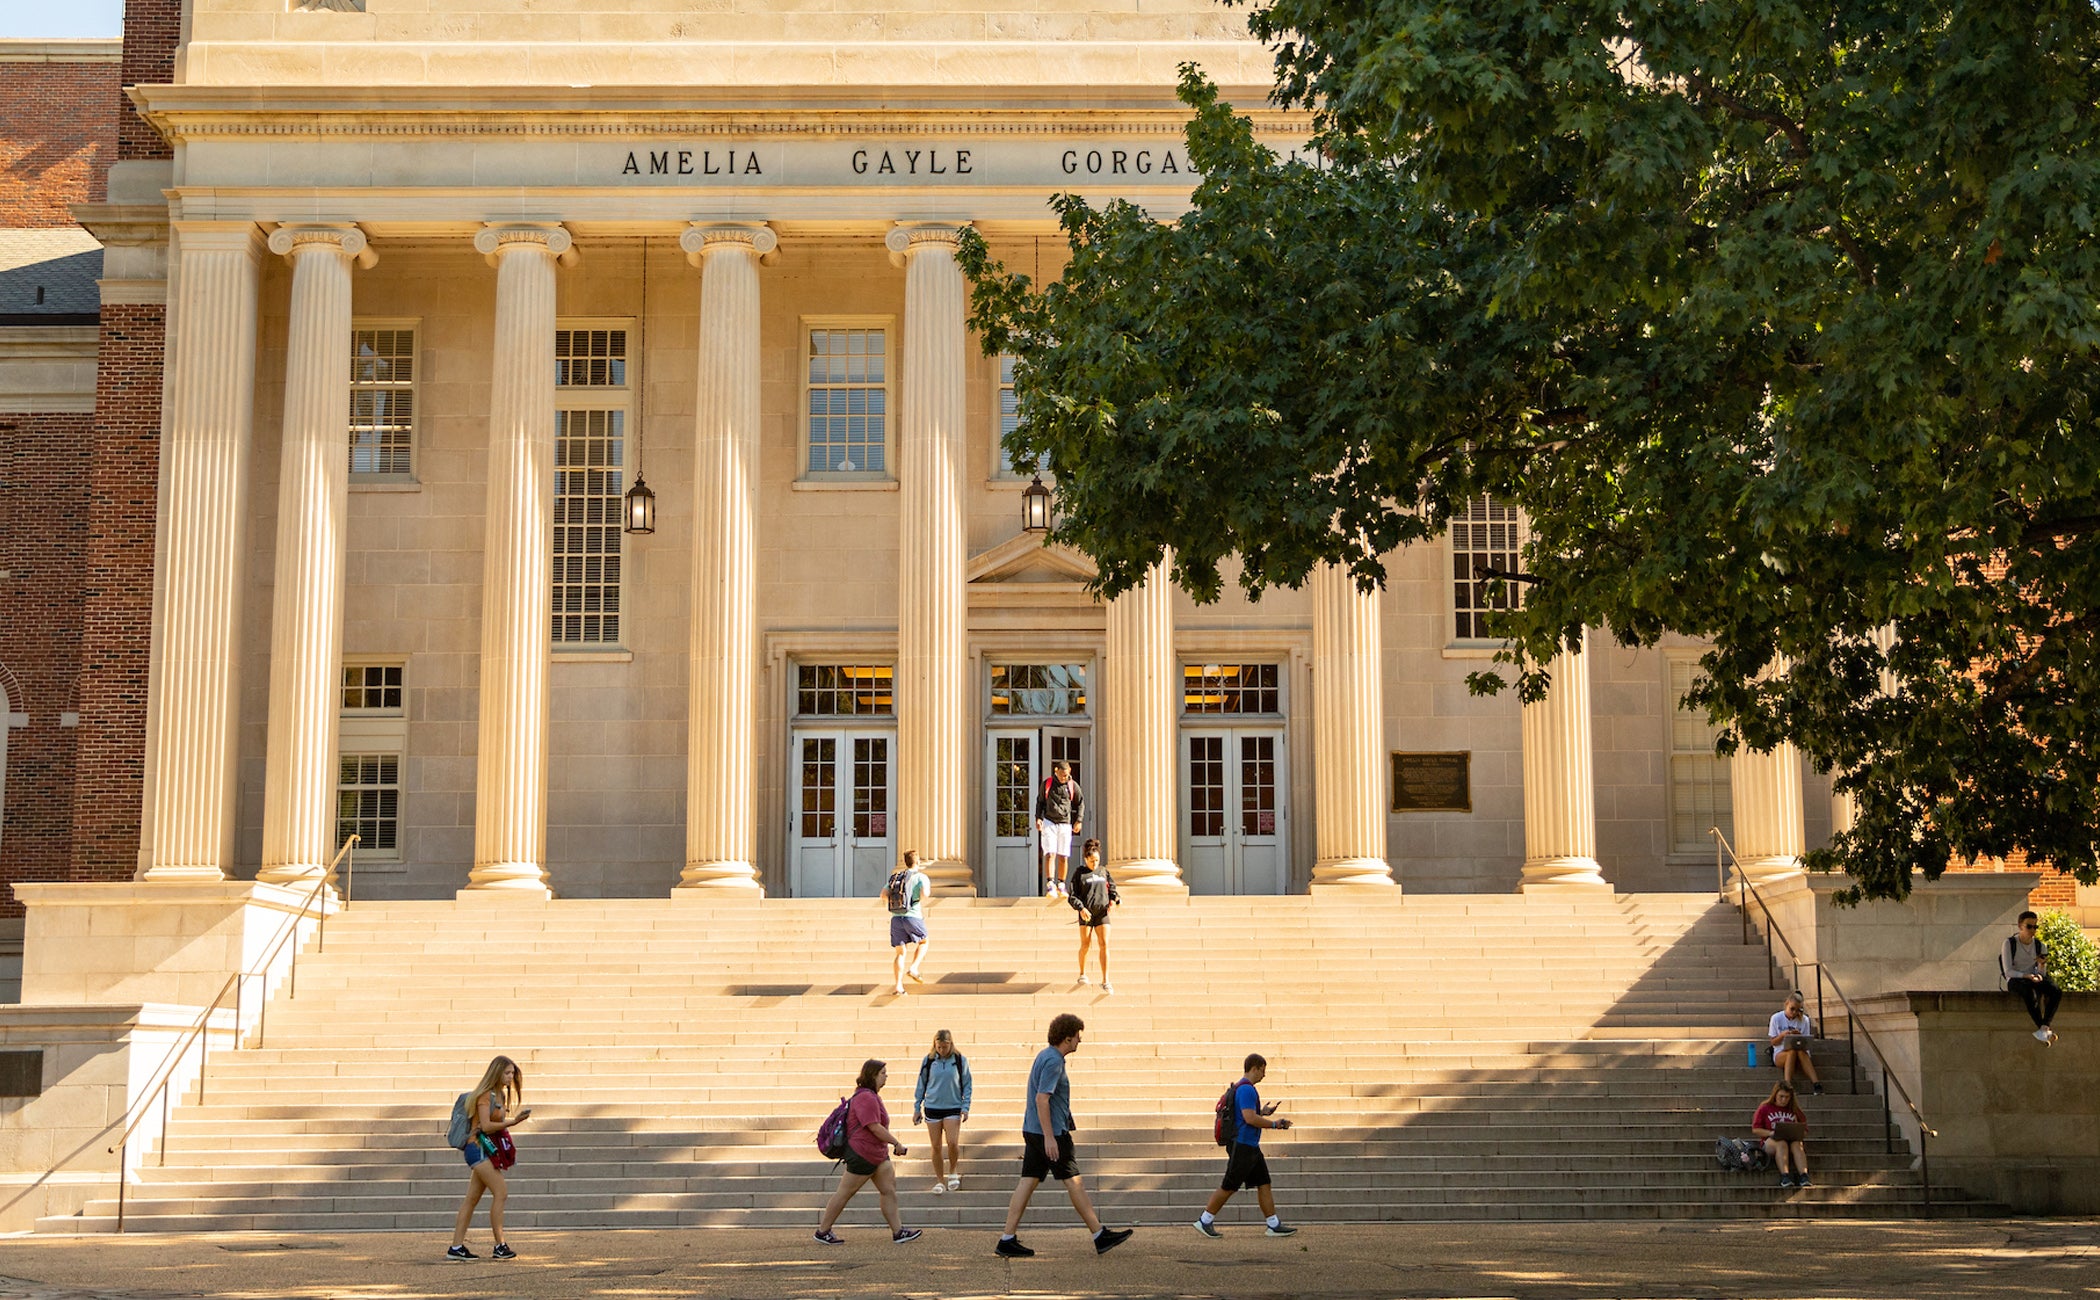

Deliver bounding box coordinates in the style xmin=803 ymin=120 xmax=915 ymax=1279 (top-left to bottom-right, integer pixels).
xmin=1021 ymin=473 xmax=1053 ymax=534
xmin=623 ymin=474 xmax=657 ymax=535
xmin=622 ymin=240 xmax=658 ymax=535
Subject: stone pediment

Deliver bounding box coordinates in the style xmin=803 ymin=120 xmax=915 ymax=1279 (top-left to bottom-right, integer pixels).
xmin=966 ymin=533 xmax=1098 ymax=588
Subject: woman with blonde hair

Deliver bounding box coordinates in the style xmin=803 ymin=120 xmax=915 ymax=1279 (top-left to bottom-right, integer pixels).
xmin=911 ymin=1029 xmax=973 ymax=1193
xmin=447 ymin=1055 xmax=532 ymax=1260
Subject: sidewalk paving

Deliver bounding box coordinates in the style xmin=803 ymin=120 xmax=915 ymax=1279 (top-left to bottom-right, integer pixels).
xmin=0 ymin=1220 xmax=2093 ymax=1300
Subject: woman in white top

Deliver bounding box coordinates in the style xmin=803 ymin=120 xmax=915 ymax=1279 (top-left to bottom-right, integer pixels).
xmin=1766 ymin=991 xmax=1824 ymax=1095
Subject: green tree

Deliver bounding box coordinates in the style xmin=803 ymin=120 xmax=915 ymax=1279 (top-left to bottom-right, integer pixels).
xmin=960 ymin=2 xmax=2100 ymax=902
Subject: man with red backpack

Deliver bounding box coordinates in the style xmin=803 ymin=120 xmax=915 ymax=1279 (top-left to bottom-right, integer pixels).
xmin=1034 ymin=760 xmax=1085 ymax=899
xmin=1195 ymin=1054 xmax=1297 ymax=1238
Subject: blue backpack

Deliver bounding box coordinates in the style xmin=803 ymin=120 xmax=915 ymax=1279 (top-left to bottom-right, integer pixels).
xmin=445 ymin=1092 xmax=476 ymax=1150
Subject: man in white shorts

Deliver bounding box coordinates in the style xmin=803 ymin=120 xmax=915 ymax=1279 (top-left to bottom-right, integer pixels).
xmin=1033 ymin=761 xmax=1085 ymax=898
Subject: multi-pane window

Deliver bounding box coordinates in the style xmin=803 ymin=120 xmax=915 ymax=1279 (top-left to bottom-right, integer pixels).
xmin=349 ymin=325 xmax=415 ymax=476
xmin=341 ymin=663 xmax=403 ymax=712
xmin=806 ymin=326 xmax=888 ymax=475
xmin=1451 ymin=495 xmax=1526 ymax=640
xmin=992 ymin=353 xmax=1049 ymax=479
xmin=1668 ymin=657 xmax=1733 ymax=856
xmin=990 ymin=663 xmax=1087 ymax=716
xmin=336 ymin=754 xmax=401 ymax=858
xmin=797 ymin=664 xmax=895 ymax=716
xmin=553 ymin=323 xmax=630 ymax=646
xmin=1183 ymin=663 xmax=1282 ymax=715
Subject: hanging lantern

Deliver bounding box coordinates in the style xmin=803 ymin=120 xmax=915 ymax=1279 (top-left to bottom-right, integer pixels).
xmin=623 ymin=474 xmax=657 ymax=535
xmin=1021 ymin=473 xmax=1053 ymax=534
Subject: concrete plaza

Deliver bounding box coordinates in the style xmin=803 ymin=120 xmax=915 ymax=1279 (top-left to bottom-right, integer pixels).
xmin=0 ymin=1220 xmax=2094 ymax=1299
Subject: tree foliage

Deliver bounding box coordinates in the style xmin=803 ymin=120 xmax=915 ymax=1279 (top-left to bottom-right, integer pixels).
xmin=959 ymin=1 xmax=2100 ymax=901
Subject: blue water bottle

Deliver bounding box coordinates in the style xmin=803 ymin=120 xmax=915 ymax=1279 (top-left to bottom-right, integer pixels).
xmin=1745 ymin=1041 xmax=1759 ymax=1069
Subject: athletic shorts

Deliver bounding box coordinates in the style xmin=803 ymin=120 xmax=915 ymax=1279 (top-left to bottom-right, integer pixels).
xmin=841 ymin=1150 xmax=883 ymax=1178
xmin=1039 ymin=822 xmax=1074 ymax=857
xmin=890 ymin=915 xmax=928 ymax=947
xmin=1221 ymin=1142 xmax=1271 ymax=1191
xmin=923 ymin=1106 xmax=963 ymax=1122
xmin=1020 ymin=1130 xmax=1080 ymax=1182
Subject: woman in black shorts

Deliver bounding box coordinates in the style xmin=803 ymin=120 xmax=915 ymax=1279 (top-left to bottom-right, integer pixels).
xmin=815 ymin=1060 xmax=922 ymax=1246
xmin=912 ymin=1029 xmax=974 ymax=1193
xmin=1069 ymin=839 xmax=1120 ymax=993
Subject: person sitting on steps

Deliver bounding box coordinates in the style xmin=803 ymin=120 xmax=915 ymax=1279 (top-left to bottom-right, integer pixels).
xmin=1751 ymin=1081 xmax=1812 ymax=1191
xmin=1766 ymin=990 xmax=1824 ymax=1095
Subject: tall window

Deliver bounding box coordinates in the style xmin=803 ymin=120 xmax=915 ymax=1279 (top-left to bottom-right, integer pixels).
xmin=1668 ymin=656 xmax=1733 ymax=856
xmin=336 ymin=755 xmax=402 ymax=858
xmin=1451 ymin=495 xmax=1526 ymax=641
xmin=349 ymin=324 xmax=415 ymax=477
xmin=805 ymin=324 xmax=889 ymax=476
xmin=1183 ymin=663 xmax=1282 ymax=715
xmin=553 ymin=323 xmax=630 ymax=646
xmin=338 ymin=660 xmax=407 ymax=862
xmin=991 ymin=353 xmax=1048 ymax=479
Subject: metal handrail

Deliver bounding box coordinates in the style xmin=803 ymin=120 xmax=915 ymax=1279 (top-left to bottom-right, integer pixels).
xmin=1709 ymin=826 xmax=1938 ymax=1217
xmin=102 ymin=836 xmax=357 ymax=1231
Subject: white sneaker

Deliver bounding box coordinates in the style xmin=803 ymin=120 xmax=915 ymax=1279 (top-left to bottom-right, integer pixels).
xmin=1044 ymin=881 xmax=1058 ymax=897
xmin=931 ymin=1180 xmax=946 ymax=1195
xmin=894 ymin=984 xmax=907 ymax=996
xmin=1103 ymin=982 xmax=1115 ymax=995
xmin=1078 ymin=975 xmax=1091 ymax=986
xmin=2036 ymin=1027 xmax=2053 ymax=1043
xmin=947 ymin=1173 xmax=961 ymax=1190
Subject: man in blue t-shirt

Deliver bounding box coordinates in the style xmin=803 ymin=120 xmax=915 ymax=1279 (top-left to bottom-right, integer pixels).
xmin=1194 ymin=1053 xmax=1297 ymax=1238
xmin=995 ymin=1013 xmax=1135 ymax=1259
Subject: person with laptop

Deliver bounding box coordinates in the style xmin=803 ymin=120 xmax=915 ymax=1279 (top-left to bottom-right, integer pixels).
xmin=1766 ymin=990 xmax=1824 ymax=1095
xmin=1751 ymin=1082 xmax=1811 ymax=1190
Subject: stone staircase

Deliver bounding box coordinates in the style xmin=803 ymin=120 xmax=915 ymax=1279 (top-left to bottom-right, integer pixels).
xmin=37 ymin=892 xmax=1995 ymax=1232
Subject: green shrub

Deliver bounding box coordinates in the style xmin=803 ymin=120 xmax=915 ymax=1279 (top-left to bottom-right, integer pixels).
xmin=2038 ymin=910 xmax=2099 ymax=993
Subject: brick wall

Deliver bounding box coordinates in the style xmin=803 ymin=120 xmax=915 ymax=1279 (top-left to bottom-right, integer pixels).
xmin=0 ymin=413 xmax=90 ymax=913
xmin=119 ymin=1 xmax=179 ymax=163
xmin=0 ymin=58 xmax=119 ymax=225
xmin=64 ymin=302 xmax=165 ymax=893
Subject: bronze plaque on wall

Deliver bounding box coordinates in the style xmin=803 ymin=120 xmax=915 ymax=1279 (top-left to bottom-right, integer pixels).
xmin=1391 ymin=752 xmax=1471 ymax=812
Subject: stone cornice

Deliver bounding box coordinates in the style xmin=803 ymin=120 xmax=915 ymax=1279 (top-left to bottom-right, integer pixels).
xmin=129 ymin=84 xmax=1310 ymax=142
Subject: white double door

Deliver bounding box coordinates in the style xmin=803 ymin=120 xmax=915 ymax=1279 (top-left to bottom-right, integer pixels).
xmin=790 ymin=729 xmax=896 ymax=899
xmin=1181 ymin=727 xmax=1287 ymax=895
xmin=984 ymin=726 xmax=1089 ymax=898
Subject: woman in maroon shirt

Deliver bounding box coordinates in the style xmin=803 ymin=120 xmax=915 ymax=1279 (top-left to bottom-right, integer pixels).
xmin=1751 ymin=1082 xmax=1811 ymax=1190
xmin=815 ymin=1059 xmax=923 ymax=1245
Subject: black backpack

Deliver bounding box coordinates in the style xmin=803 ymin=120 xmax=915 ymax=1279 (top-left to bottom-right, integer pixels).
xmin=885 ymin=870 xmax=914 ymax=914
xmin=1714 ymin=1135 xmax=1771 ymax=1173
xmin=1214 ymin=1082 xmax=1239 ymax=1147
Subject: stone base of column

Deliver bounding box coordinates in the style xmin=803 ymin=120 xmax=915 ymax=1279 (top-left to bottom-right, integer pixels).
xmin=921 ymin=861 xmax=978 ymax=898
xmin=1312 ymin=857 xmax=1396 ymax=889
xmin=674 ymin=860 xmax=763 ymax=893
xmin=135 ymin=864 xmax=233 ymax=883
xmin=459 ymin=862 xmax=552 ymax=898
xmin=1110 ymin=859 xmax=1188 ymax=895
xmin=1733 ymin=855 xmax=1805 ymax=891
xmin=256 ymin=864 xmax=328 ymax=888
xmin=1519 ymin=855 xmax=1612 ymax=892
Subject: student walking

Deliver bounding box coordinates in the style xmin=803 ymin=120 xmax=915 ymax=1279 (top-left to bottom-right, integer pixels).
xmin=912 ymin=1029 xmax=974 ymax=1193
xmin=447 ymin=1055 xmax=532 ymax=1261
xmin=1766 ymin=991 xmax=1824 ymax=1094
xmin=2002 ymin=910 xmax=2063 ymax=1044
xmin=884 ymin=850 xmax=932 ymax=996
xmin=815 ymin=1060 xmax=923 ymax=1246
xmin=1751 ymin=1081 xmax=1812 ymax=1190
xmin=1067 ymin=839 xmax=1120 ymax=991
xmin=1035 ymin=761 xmax=1085 ymax=898
xmin=996 ymin=1013 xmax=1134 ymax=1258
xmin=1195 ymin=1053 xmax=1297 ymax=1238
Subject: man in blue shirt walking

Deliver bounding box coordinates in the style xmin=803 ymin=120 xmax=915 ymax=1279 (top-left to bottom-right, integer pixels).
xmin=1195 ymin=1053 xmax=1297 ymax=1238
xmin=995 ymin=1013 xmax=1135 ymax=1258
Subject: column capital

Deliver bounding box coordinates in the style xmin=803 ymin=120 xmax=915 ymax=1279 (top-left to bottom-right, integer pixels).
xmin=680 ymin=221 xmax=778 ymax=267
xmin=885 ymin=221 xmax=967 ymax=268
xmin=473 ymin=222 xmax=577 ymax=268
xmin=267 ymin=222 xmax=377 ymax=269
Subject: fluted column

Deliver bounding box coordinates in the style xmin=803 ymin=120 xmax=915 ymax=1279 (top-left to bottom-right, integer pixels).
xmin=676 ymin=223 xmax=774 ymax=893
xmin=887 ymin=223 xmax=972 ymax=894
xmin=139 ymin=221 xmax=265 ymax=881
xmin=1733 ymin=740 xmax=1806 ymax=887
xmin=1519 ymin=632 xmax=1609 ymax=891
xmin=259 ymin=225 xmax=375 ymax=887
xmin=1103 ymin=560 xmax=1185 ymax=892
xmin=465 ymin=223 xmax=572 ymax=896
xmin=1311 ymin=564 xmax=1394 ymax=889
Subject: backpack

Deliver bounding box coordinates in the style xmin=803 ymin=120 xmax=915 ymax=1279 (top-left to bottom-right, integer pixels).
xmin=1714 ymin=1135 xmax=1770 ymax=1173
xmin=885 ymin=870 xmax=915 ymax=914
xmin=817 ymin=1094 xmax=854 ymax=1160
xmin=1213 ymin=1081 xmax=1239 ymax=1147
xmin=446 ymin=1092 xmax=476 ymax=1150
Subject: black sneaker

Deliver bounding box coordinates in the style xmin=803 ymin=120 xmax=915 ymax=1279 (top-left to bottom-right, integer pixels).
xmin=1795 ymin=1175 xmax=1814 ymax=1188
xmin=490 ymin=1243 xmax=516 ymax=1261
xmin=814 ymin=1230 xmax=844 ymax=1246
xmin=444 ymin=1245 xmax=476 ymax=1262
xmin=1811 ymin=1084 xmax=1825 ymax=1096
xmin=1094 ymin=1227 xmax=1134 ymax=1255
xmin=893 ymin=1228 xmax=923 ymax=1245
xmin=995 ymin=1236 xmax=1035 ymax=1258
xmin=1193 ymin=1219 xmax=1223 ymax=1239
xmin=1266 ymin=1222 xmax=1298 ymax=1237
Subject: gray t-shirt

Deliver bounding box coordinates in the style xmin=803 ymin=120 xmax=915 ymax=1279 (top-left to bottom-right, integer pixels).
xmin=1021 ymin=1046 xmax=1073 ymax=1136
xmin=2004 ymin=936 xmax=2045 ymax=980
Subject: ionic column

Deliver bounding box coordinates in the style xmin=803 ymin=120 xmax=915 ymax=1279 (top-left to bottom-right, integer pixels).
xmin=139 ymin=221 xmax=265 ymax=882
xmin=675 ymin=223 xmax=775 ymax=893
xmin=1519 ymin=631 xmax=1609 ymax=891
xmin=1732 ymin=740 xmax=1806 ymax=887
xmin=1103 ymin=560 xmax=1185 ymax=892
xmin=465 ymin=223 xmax=573 ymax=896
xmin=258 ymin=225 xmax=376 ymax=887
xmin=887 ymin=224 xmax=972 ymax=894
xmin=1311 ymin=564 xmax=1394 ymax=889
